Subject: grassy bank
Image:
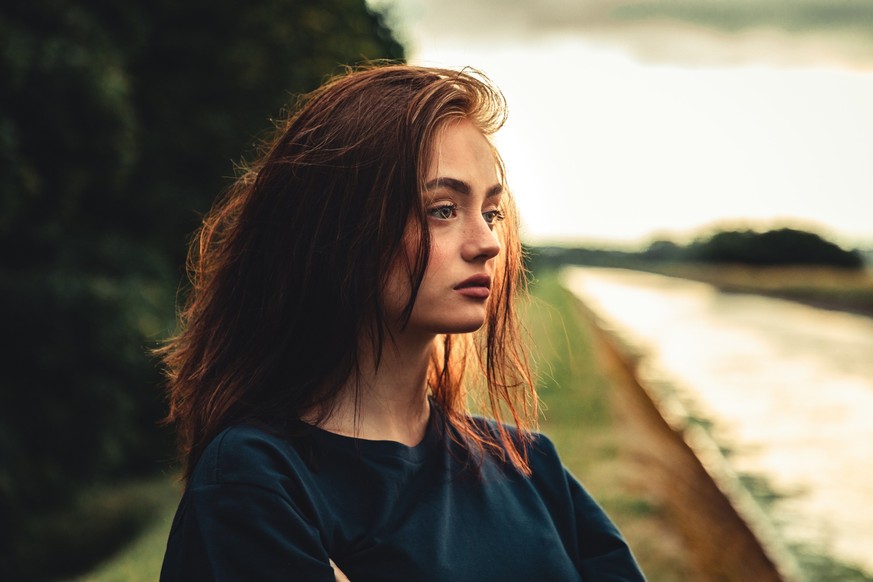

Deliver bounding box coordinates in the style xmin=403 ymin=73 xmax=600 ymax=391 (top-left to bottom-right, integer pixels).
xmin=67 ymin=478 xmax=179 ymax=582
xmin=77 ymin=271 xmax=688 ymax=580
xmin=525 ymin=273 xmax=691 ymax=580
xmin=642 ymin=262 xmax=873 ymax=316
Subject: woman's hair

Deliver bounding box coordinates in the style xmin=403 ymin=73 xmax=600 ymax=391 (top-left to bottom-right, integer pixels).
xmin=161 ymin=64 xmax=535 ymax=483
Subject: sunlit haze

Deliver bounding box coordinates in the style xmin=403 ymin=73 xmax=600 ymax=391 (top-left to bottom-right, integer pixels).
xmin=371 ymin=0 xmax=873 ymax=249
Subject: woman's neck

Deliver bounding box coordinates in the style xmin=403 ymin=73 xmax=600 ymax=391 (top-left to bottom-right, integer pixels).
xmin=314 ymin=333 xmax=435 ymax=446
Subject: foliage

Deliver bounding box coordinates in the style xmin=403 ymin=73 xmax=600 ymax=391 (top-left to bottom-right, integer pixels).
xmin=526 ymin=227 xmax=864 ymax=271
xmin=684 ymin=227 xmax=863 ymax=268
xmin=524 ymin=244 xmax=646 ymax=273
xmin=0 ymin=0 xmax=402 ymax=579
xmin=76 ymin=477 xmax=179 ymax=582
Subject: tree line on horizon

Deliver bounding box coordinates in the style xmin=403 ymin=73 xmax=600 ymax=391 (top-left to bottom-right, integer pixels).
xmin=527 ymin=227 xmax=866 ymax=271
xmin=0 ymin=1 xmax=403 ymax=579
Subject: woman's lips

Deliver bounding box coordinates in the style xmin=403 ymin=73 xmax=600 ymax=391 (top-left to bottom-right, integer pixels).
xmin=454 ymin=274 xmax=491 ymax=299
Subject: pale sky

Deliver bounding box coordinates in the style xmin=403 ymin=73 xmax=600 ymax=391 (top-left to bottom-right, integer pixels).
xmin=371 ymin=0 xmax=873 ymax=249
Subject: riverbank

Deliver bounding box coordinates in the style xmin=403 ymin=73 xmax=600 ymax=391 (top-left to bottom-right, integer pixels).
xmin=578 ymin=304 xmax=791 ymax=581
xmin=640 ymin=263 xmax=873 ymax=318
xmin=524 ymin=274 xmax=693 ymax=580
xmin=564 ymin=265 xmax=873 ymax=581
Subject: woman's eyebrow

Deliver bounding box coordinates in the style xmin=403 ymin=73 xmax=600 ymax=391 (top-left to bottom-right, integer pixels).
xmin=424 ymin=177 xmax=503 ymax=198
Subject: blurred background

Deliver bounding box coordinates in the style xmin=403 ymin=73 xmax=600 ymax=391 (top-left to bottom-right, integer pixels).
xmin=381 ymin=3 xmax=873 ymax=579
xmin=2 ymin=0 xmax=872 ymax=580
xmin=380 ymin=0 xmax=873 ymax=252
xmin=374 ymin=2 xmax=872 ymax=579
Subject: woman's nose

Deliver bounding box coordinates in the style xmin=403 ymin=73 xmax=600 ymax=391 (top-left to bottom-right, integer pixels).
xmin=462 ymin=217 xmax=501 ymax=262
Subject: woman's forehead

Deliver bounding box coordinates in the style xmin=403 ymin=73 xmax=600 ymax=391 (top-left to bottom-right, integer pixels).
xmin=426 ymin=119 xmax=500 ymax=186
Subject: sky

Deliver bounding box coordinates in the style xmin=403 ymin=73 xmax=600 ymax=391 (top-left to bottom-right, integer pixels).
xmin=370 ymin=0 xmax=873 ymax=249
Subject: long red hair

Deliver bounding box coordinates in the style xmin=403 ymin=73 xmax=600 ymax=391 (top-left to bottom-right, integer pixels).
xmin=160 ymin=65 xmax=535 ymax=484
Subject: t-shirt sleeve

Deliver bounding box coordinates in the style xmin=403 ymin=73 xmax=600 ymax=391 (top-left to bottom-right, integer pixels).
xmin=160 ymin=427 xmax=336 ymax=581
xmin=530 ymin=432 xmax=646 ymax=581
xmin=160 ymin=483 xmax=334 ymax=581
xmin=566 ymin=470 xmax=646 ymax=581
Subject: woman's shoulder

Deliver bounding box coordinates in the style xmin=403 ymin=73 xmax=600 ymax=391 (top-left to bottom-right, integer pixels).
xmin=188 ymin=423 xmax=306 ymax=491
xmin=470 ymin=415 xmax=558 ymax=452
xmin=467 ymin=415 xmax=565 ymax=474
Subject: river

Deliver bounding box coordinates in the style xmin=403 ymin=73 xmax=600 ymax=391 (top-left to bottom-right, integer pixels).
xmin=562 ymin=266 xmax=873 ymax=579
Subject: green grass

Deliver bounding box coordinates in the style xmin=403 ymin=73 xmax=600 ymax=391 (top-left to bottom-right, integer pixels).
xmin=67 ymin=477 xmax=179 ymax=582
xmin=525 ymin=272 xmax=691 ymax=580
xmin=523 ymin=276 xmax=613 ymax=476
xmin=10 ymin=475 xmax=178 ymax=581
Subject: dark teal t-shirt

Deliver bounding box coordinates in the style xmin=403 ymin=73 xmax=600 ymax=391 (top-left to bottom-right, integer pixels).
xmin=160 ymin=408 xmax=645 ymax=581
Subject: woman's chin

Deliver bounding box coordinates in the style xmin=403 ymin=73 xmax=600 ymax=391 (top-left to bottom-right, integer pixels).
xmin=440 ymin=317 xmax=488 ymax=335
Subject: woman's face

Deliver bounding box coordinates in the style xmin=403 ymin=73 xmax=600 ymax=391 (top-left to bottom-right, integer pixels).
xmin=384 ymin=117 xmax=503 ymax=339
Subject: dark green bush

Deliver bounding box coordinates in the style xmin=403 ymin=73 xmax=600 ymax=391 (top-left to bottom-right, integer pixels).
xmin=687 ymin=227 xmax=863 ymax=268
xmin=0 ymin=0 xmax=402 ymax=578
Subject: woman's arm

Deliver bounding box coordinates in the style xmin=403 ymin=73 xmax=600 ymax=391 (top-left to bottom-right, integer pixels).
xmin=160 ymin=482 xmax=336 ymax=581
xmin=527 ymin=431 xmax=646 ymax=581
xmin=330 ymin=559 xmax=351 ymax=581
xmin=565 ymin=472 xmax=646 ymax=581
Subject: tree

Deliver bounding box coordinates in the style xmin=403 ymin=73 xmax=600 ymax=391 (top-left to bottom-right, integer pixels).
xmin=687 ymin=228 xmax=863 ymax=268
xmin=0 ymin=1 xmax=403 ymax=578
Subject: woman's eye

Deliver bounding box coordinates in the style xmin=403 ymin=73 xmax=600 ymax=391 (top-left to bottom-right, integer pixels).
xmin=482 ymin=209 xmax=505 ymax=226
xmin=428 ymin=204 xmax=457 ymax=220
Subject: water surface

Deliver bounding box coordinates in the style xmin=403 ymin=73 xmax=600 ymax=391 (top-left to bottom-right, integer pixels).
xmin=563 ymin=266 xmax=873 ymax=577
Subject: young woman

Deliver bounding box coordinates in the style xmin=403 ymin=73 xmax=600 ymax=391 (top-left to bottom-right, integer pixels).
xmin=159 ymin=64 xmax=644 ymax=581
